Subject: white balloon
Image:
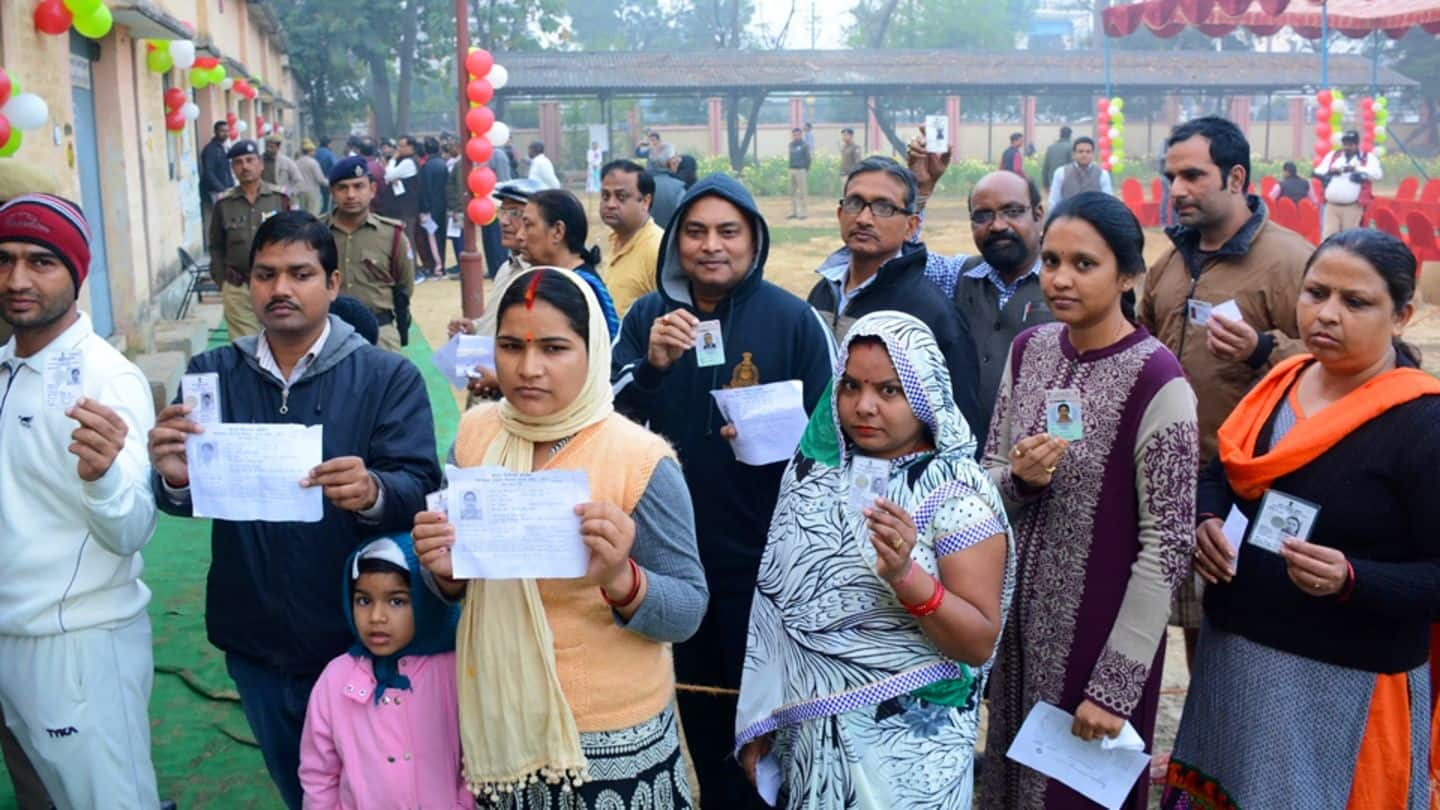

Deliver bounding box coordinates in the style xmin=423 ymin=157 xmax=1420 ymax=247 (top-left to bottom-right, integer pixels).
xmin=235 ymin=120 xmax=249 ymax=134
xmin=486 ymin=64 xmax=509 ymax=90
xmin=181 ymin=102 xmax=200 ymax=122
xmin=1108 ymin=127 xmax=1120 ymax=139
xmin=262 ymin=122 xmax=272 ymax=135
xmin=2 ymin=93 xmax=49 ymax=131
xmin=1375 ymin=145 xmax=1387 ymax=157
xmin=169 ymin=40 xmax=197 ymax=71
xmin=486 ymin=121 xmax=510 ymax=146
xmin=1331 ymin=99 xmax=1347 ymax=116
xmin=220 ymin=78 xmax=234 ymax=91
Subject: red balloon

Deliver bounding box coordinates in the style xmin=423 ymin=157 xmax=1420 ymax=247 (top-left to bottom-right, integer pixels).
xmin=467 ymin=79 xmax=494 ymax=106
xmin=0 ymin=116 xmax=10 ymax=154
xmin=1317 ymin=89 xmax=1333 ymax=105
xmin=226 ymin=112 xmax=237 ymax=129
xmin=467 ymin=196 xmax=495 ymax=225
xmin=1360 ymin=97 xmax=1374 ymax=111
xmin=467 ymin=166 xmax=497 ymax=196
xmin=465 ymin=106 xmax=494 ymax=136
xmin=1098 ymin=135 xmax=1111 ymax=150
xmin=164 ymin=87 xmax=187 ymax=110
xmin=465 ymin=49 xmax=494 ymax=79
xmin=1096 ymin=98 xmax=1109 ymax=113
xmin=1315 ymin=141 xmax=1331 ymax=158
xmin=465 ymin=136 xmax=493 ymax=164
xmin=1362 ymin=138 xmax=1374 ymax=151
xmin=0 ymin=68 xmax=10 ymax=108
xmin=1362 ymin=109 xmax=1375 ymax=123
xmin=166 ymin=110 xmax=186 ymax=132
xmin=1315 ymin=122 xmax=1331 ymax=140
xmin=34 ymin=0 xmax=73 ymax=36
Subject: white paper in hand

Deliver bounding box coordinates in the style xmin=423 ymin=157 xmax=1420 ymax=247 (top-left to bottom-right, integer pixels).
xmin=1212 ymin=299 xmax=1243 ymax=323
xmin=924 ymin=115 xmax=949 ymax=154
xmin=456 ymin=335 xmax=495 ymax=380
xmin=188 ymin=423 xmax=324 ymax=522
xmin=446 ymin=465 xmax=591 ymax=580
xmin=1222 ymin=505 xmax=1249 ymax=573
xmin=710 ymin=380 xmax=808 ymax=466
xmin=45 ymin=351 xmax=82 ymax=409
xmin=1005 ymin=702 xmax=1149 ymax=810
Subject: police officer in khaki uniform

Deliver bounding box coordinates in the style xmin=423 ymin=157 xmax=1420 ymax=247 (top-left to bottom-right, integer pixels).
xmin=320 ymin=156 xmax=414 ymax=352
xmin=210 ymin=140 xmax=290 ymax=339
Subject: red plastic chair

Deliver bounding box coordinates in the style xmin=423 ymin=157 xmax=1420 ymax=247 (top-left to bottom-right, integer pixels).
xmin=1271 ymin=197 xmax=1299 ymax=231
xmin=1120 ymin=178 xmax=1153 ymax=226
xmin=1404 ymin=211 xmax=1438 ymax=262
xmin=1396 ymin=176 xmax=1420 ymax=202
xmin=1297 ymin=199 xmax=1321 ymax=245
xmin=1260 ymin=175 xmax=1278 ymax=199
xmin=1374 ymin=206 xmax=1404 ymax=239
xmin=1422 ymin=179 xmax=1440 ymax=205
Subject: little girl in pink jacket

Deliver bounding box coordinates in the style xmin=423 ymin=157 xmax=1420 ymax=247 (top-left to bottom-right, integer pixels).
xmin=299 ymin=534 xmax=472 ymax=809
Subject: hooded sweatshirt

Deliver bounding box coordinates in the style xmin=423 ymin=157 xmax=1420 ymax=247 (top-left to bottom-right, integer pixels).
xmin=155 ymin=315 xmax=442 ymax=674
xmin=299 ymin=533 xmax=471 ymax=809
xmin=611 ymin=174 xmax=834 ymax=594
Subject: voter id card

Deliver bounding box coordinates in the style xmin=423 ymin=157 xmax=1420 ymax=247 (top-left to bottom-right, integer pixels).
xmin=426 ymin=490 xmax=449 ymax=519
xmin=1248 ymin=489 xmax=1320 ymax=553
xmin=1187 ymin=299 xmax=1213 ymax=327
xmin=182 ymin=372 xmax=222 ymax=425
xmin=848 ymin=455 xmax=890 ymax=513
xmin=695 ymin=320 xmax=726 ymax=368
xmin=1045 ymin=389 xmax=1083 ymax=441
xmin=45 ymin=350 xmax=82 ymax=409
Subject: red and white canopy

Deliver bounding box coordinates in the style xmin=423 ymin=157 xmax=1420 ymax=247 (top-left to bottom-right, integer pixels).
xmin=1102 ymin=0 xmax=1440 ymax=40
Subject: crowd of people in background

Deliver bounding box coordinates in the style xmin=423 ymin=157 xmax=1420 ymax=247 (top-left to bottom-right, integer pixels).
xmin=0 ymin=104 xmax=1435 ymax=810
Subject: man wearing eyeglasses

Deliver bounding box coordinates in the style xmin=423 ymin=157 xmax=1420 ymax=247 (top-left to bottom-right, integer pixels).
xmin=907 ymin=131 xmax=1055 ymax=424
xmin=806 ymin=156 xmax=985 ymax=441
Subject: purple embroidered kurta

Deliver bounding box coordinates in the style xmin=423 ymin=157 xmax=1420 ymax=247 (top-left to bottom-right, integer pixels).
xmin=979 ymin=323 xmax=1198 ymax=810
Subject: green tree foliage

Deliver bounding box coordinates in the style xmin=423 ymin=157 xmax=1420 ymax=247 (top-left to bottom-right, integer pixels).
xmin=847 ymin=0 xmax=1026 ymax=50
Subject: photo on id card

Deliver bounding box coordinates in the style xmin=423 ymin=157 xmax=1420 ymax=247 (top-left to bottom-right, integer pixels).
xmin=849 ymin=456 xmax=890 ymax=513
xmin=1187 ymin=299 xmax=1213 ymax=327
xmin=695 ymin=320 xmax=726 ymax=368
xmin=1248 ymin=490 xmax=1319 ymax=553
xmin=1045 ymin=389 xmax=1083 ymax=441
xmin=182 ymin=372 xmax=222 ymax=425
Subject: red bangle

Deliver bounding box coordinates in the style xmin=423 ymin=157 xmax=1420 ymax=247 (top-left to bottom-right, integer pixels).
xmin=602 ymin=558 xmax=643 ymax=608
xmin=903 ymin=576 xmax=945 ymax=617
xmin=1337 ymin=561 xmax=1357 ymax=602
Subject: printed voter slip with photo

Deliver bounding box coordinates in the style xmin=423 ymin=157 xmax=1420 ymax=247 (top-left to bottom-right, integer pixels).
xmin=694 ymin=320 xmax=726 ymax=368
xmin=924 ymin=115 xmax=949 ymax=154
xmin=44 ymin=350 xmax=82 ymax=408
xmin=1247 ymin=489 xmax=1319 ymax=554
xmin=182 ymin=372 xmax=222 ymax=426
xmin=1045 ymin=389 xmax=1083 ymax=441
xmin=445 ymin=465 xmax=591 ymax=580
xmin=849 ymin=456 xmax=890 ymax=513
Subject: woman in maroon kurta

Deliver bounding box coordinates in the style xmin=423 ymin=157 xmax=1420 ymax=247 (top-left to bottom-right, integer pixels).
xmin=979 ymin=193 xmax=1198 ymax=809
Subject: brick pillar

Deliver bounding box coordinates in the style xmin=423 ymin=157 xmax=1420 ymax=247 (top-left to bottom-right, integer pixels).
xmin=1023 ymin=96 xmax=1037 ymax=149
xmin=789 ymin=97 xmax=804 ymax=131
xmin=707 ymin=97 xmax=724 ymax=156
xmin=1290 ymin=98 xmax=1306 ymax=163
xmin=539 ymin=101 xmax=562 ymax=167
xmin=866 ymin=96 xmax=883 ymax=153
xmin=946 ymin=96 xmax=961 ymax=154
xmin=1227 ymin=97 xmax=1251 ymax=137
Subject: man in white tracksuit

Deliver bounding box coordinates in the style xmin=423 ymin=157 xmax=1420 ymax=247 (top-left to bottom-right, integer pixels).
xmin=0 ymin=194 xmax=160 ymax=809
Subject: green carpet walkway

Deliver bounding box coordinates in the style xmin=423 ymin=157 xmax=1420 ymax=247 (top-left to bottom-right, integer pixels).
xmin=0 ymin=325 xmax=460 ymax=810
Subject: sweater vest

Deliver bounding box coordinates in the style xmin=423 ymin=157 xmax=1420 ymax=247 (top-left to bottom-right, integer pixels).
xmin=453 ymin=408 xmax=678 ymax=732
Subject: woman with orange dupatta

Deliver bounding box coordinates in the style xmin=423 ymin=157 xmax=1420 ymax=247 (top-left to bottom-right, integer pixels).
xmin=1163 ymin=229 xmax=1440 ymax=810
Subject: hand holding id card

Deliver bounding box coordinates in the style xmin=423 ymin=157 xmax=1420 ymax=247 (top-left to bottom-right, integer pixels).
xmin=695 ymin=320 xmax=725 ymax=368
xmin=848 ymin=456 xmax=889 ymax=513
xmin=45 ymin=351 xmax=83 ymax=409
xmin=182 ymin=372 xmax=222 ymax=426
xmin=1045 ymin=390 xmax=1083 ymax=441
xmin=1248 ymin=490 xmax=1320 ymax=553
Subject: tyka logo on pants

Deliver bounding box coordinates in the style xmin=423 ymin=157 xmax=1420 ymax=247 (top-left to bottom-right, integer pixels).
xmin=46 ymin=726 xmax=78 ymax=738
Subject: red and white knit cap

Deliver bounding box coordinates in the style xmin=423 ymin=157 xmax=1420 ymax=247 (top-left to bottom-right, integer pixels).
xmin=0 ymin=193 xmax=92 ymax=292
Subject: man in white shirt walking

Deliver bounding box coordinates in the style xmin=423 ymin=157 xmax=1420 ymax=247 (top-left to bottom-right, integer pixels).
xmin=0 ymin=194 xmax=160 ymax=809
xmin=1316 ymin=130 xmax=1383 ymax=236
xmin=527 ymin=140 xmax=562 ymax=189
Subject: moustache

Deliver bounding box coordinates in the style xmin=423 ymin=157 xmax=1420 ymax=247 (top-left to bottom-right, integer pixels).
xmin=266 ymin=298 xmax=301 ymax=311
xmin=982 ymin=233 xmax=1021 ymax=250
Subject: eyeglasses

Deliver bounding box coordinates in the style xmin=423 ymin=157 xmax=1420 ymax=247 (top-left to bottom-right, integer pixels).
xmin=970 ymin=205 xmax=1032 ymax=226
xmin=838 ymin=196 xmax=912 ymax=218
xmin=498 ymin=207 xmax=525 ymax=220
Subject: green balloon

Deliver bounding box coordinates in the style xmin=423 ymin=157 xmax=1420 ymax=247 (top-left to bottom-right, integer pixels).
xmin=1110 ymin=97 xmax=1124 ymax=112
xmin=190 ymin=68 xmax=210 ymax=88
xmin=146 ymin=49 xmax=173 ymax=74
xmin=1111 ymin=110 xmax=1125 ymax=125
xmin=1111 ymin=159 xmax=1126 ymax=173
xmin=1111 ymin=135 xmax=1125 ymax=150
xmin=0 ymin=130 xmax=22 ymax=158
xmin=62 ymin=0 xmax=102 ymax=15
xmin=1375 ymin=129 xmax=1388 ymax=144
xmin=1112 ymin=148 xmax=1126 ymax=161
xmin=73 ymin=5 xmax=113 ymax=39
xmin=212 ymin=66 xmax=227 ymax=83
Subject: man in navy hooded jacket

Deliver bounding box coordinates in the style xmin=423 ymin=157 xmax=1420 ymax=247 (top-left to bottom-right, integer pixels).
xmin=612 ymin=174 xmax=833 ymax=808
xmin=148 ymin=212 xmax=440 ymax=809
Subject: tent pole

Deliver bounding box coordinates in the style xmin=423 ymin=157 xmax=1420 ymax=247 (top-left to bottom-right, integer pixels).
xmin=1320 ymin=0 xmax=1329 ymax=88
xmin=1104 ymin=36 xmax=1113 ymax=100
xmin=1370 ymin=30 xmax=1380 ymax=96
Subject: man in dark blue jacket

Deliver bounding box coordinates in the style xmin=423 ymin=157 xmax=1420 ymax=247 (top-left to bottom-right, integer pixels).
xmin=807 ymin=156 xmax=986 ymax=442
xmin=612 ymin=174 xmax=832 ymax=809
xmin=147 ymin=212 xmax=440 ymax=810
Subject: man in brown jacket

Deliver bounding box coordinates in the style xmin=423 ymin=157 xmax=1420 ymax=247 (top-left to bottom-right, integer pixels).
xmin=1138 ymin=116 xmax=1313 ymax=660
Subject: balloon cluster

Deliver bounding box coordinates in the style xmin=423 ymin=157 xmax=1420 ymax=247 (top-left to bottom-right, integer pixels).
xmin=189 ymin=57 xmax=227 ymax=89
xmin=33 ymin=0 xmax=111 ymax=39
xmin=1096 ymin=97 xmax=1126 ymax=173
xmin=229 ymin=111 xmax=249 ymax=137
xmin=462 ymin=48 xmax=510 ymax=226
xmin=231 ymin=77 xmax=258 ymax=102
xmin=0 ymin=68 xmax=50 ymax=159
xmin=163 ymin=86 xmax=198 ymax=133
xmin=1360 ymin=96 xmax=1388 ymax=158
xmin=1313 ymin=89 xmax=1347 ymax=161
xmin=256 ymin=114 xmax=270 ymax=137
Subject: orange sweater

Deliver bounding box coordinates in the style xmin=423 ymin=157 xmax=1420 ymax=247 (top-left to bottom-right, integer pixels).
xmin=453 ymin=409 xmax=677 ymax=732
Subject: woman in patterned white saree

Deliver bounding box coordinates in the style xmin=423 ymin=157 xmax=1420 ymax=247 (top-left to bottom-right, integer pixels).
xmin=980 ymin=191 xmax=1198 ymax=810
xmin=734 ymin=311 xmax=1015 ymax=809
